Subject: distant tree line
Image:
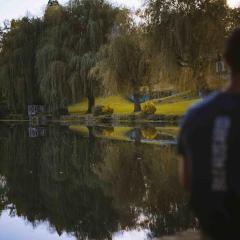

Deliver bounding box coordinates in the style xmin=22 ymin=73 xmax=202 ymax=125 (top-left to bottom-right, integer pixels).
xmin=0 ymin=0 xmax=240 ymax=114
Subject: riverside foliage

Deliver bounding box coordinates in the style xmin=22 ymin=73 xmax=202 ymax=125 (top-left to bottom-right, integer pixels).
xmin=0 ymin=0 xmax=240 ymax=115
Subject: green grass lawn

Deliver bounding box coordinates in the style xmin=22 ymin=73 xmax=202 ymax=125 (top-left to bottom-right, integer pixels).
xmin=68 ymin=95 xmax=200 ymax=116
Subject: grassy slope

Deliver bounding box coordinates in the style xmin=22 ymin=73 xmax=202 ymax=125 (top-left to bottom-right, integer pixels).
xmin=68 ymin=95 xmax=200 ymax=116
xmin=155 ymin=99 xmax=198 ymax=115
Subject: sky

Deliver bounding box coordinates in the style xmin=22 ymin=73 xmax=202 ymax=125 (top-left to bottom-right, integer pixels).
xmin=0 ymin=0 xmax=142 ymax=24
xmin=0 ymin=210 xmax=149 ymax=240
xmin=0 ymin=0 xmax=239 ymax=25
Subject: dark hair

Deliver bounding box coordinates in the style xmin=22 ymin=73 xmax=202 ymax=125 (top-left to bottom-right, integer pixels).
xmin=224 ymin=28 xmax=240 ymax=73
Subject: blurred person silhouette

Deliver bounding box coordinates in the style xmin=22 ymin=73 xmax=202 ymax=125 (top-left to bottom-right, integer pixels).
xmin=178 ymin=28 xmax=240 ymax=240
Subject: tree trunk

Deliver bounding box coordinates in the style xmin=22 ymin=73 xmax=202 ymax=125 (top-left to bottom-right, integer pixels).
xmin=87 ymin=126 xmax=96 ymax=161
xmin=134 ymin=127 xmax=142 ymax=144
xmin=87 ymin=126 xmax=95 ymax=142
xmin=133 ymin=91 xmax=141 ymax=112
xmin=87 ymin=95 xmax=95 ymax=114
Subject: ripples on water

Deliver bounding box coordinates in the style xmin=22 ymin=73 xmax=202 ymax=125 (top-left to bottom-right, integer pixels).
xmin=0 ymin=123 xmax=196 ymax=240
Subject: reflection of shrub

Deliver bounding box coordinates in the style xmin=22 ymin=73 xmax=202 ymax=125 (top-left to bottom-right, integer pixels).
xmin=96 ymin=127 xmax=114 ymax=136
xmin=142 ymin=102 xmax=157 ymax=115
xmin=141 ymin=127 xmax=157 ymax=140
xmin=93 ymin=105 xmax=114 ymax=116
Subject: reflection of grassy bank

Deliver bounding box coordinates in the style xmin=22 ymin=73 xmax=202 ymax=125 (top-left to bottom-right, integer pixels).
xmin=69 ymin=125 xmax=132 ymax=141
xmin=155 ymin=126 xmax=179 ymax=136
xmin=68 ymin=95 xmax=199 ymax=117
xmin=69 ymin=125 xmax=89 ymax=137
xmin=69 ymin=125 xmax=179 ymax=143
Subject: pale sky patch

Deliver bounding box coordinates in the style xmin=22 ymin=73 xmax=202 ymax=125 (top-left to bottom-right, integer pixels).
xmin=228 ymin=0 xmax=240 ymax=8
xmin=113 ymin=229 xmax=150 ymax=240
xmin=0 ymin=0 xmax=239 ymax=25
xmin=0 ymin=0 xmax=143 ymax=24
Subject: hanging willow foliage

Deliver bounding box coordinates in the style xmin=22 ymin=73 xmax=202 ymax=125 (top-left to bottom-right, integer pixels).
xmin=44 ymin=60 xmax=67 ymax=112
xmin=145 ymin=0 xmax=230 ymax=90
xmin=69 ymin=55 xmax=82 ymax=103
xmin=0 ymin=17 xmax=42 ymax=113
xmin=95 ymin=31 xmax=151 ymax=112
xmin=80 ymin=52 xmax=97 ymax=95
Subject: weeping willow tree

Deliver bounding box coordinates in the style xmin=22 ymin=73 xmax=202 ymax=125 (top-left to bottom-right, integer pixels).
xmin=0 ymin=18 xmax=42 ymax=113
xmin=95 ymin=30 xmax=150 ymax=112
xmin=145 ymin=0 xmax=230 ymax=91
xmin=36 ymin=0 xmax=120 ymax=113
xmin=93 ymin=9 xmax=151 ymax=112
xmin=36 ymin=4 xmax=72 ymax=113
xmin=80 ymin=52 xmax=99 ymax=113
xmin=66 ymin=0 xmax=120 ymax=113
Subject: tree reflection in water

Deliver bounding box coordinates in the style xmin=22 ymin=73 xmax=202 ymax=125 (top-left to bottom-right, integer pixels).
xmin=0 ymin=124 xmax=195 ymax=239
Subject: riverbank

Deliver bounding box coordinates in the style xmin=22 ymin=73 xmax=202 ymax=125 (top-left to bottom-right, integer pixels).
xmin=0 ymin=94 xmax=200 ymax=124
xmin=61 ymin=112 xmax=183 ymax=125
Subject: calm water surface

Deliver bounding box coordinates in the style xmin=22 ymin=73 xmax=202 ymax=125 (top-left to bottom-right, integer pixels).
xmin=0 ymin=123 xmax=194 ymax=240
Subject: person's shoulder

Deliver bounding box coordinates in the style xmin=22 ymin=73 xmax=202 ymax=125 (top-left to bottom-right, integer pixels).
xmin=178 ymin=93 xmax=221 ymax=154
xmin=189 ymin=92 xmax=220 ymax=114
xmin=182 ymin=92 xmax=221 ymax=126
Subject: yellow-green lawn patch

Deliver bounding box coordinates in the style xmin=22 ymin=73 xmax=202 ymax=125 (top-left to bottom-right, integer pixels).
xmin=68 ymin=96 xmax=200 ymax=116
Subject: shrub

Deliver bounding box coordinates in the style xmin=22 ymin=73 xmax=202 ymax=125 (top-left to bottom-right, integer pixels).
xmin=96 ymin=126 xmax=114 ymax=136
xmin=142 ymin=102 xmax=157 ymax=115
xmin=92 ymin=105 xmax=114 ymax=116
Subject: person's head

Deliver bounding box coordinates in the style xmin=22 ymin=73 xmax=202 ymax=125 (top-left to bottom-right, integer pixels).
xmin=224 ymin=28 xmax=240 ymax=75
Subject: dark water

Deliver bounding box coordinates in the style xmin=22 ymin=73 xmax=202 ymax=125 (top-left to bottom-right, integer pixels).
xmin=0 ymin=123 xmax=194 ymax=240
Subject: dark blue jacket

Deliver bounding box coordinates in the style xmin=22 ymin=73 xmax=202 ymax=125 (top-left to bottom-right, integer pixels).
xmin=178 ymin=92 xmax=240 ymax=239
